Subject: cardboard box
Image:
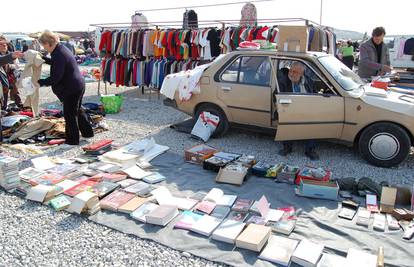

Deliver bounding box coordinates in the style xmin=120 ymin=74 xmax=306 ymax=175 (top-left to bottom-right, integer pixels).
xmin=216 ymin=164 xmax=248 ymax=186
xmin=184 ymin=144 xmax=218 ymax=165
xmin=296 ymin=180 xmax=339 ymax=201
xmin=380 ymin=187 xmax=397 ymax=213
xmin=295 ymin=166 xmax=331 ymax=185
xmin=278 ymin=26 xmax=309 ymax=53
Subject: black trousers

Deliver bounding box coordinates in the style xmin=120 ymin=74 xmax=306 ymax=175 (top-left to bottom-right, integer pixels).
xmin=63 ymin=89 xmax=94 ymax=145
xmin=342 ymin=56 xmax=354 ymax=70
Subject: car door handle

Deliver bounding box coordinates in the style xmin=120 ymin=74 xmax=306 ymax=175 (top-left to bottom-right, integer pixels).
xmin=279 ymin=99 xmax=292 ymax=104
xmin=221 ymin=86 xmax=232 ymax=91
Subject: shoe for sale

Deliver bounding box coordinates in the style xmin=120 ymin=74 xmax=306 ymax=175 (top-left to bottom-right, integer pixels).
xmin=305 ymin=149 xmax=320 ymax=160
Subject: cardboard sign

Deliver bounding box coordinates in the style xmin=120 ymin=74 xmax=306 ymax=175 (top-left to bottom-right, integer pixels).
xmin=380 ymin=187 xmax=397 ymax=213
xmin=257 ymin=195 xmax=270 ymax=218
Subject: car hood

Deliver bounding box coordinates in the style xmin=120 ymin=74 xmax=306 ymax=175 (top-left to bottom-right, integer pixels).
xmin=359 ymin=86 xmax=414 ymax=116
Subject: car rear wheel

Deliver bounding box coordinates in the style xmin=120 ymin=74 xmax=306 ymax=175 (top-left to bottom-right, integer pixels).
xmin=195 ymin=104 xmax=229 ymax=138
xmin=358 ymin=123 xmax=411 ymax=168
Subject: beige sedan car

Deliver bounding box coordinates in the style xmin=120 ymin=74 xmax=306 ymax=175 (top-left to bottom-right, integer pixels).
xmin=164 ymin=50 xmax=414 ymax=168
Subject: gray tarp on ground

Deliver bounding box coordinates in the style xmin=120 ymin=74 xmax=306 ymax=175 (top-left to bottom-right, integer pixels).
xmin=88 ymin=152 xmax=413 ymax=267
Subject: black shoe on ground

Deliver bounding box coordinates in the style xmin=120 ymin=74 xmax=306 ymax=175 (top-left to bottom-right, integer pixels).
xmin=305 ymin=149 xmax=320 ymax=160
xmin=278 ymin=145 xmax=292 ymax=156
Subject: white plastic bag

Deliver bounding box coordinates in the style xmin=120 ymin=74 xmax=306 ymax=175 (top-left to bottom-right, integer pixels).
xmin=191 ymin=111 xmax=220 ymax=142
xmin=21 ymin=77 xmax=35 ymax=96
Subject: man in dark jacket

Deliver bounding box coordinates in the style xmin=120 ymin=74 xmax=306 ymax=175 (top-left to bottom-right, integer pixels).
xmin=358 ymin=27 xmax=391 ymax=79
xmin=37 ymin=30 xmax=93 ymax=145
xmin=277 ymin=62 xmax=319 ymax=160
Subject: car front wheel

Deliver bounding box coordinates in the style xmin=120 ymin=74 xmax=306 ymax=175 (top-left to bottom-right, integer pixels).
xmin=358 ymin=123 xmax=411 ymax=168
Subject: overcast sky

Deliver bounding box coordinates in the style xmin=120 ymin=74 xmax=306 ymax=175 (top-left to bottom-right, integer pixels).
xmin=2 ymin=0 xmax=413 ymax=35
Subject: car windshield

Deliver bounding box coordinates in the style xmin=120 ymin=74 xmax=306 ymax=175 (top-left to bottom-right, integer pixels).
xmin=318 ymin=55 xmax=365 ymax=91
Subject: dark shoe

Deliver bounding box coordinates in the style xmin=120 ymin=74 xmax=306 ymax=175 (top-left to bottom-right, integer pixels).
xmin=305 ymin=149 xmax=320 ymax=160
xmin=278 ymin=145 xmax=293 ymax=156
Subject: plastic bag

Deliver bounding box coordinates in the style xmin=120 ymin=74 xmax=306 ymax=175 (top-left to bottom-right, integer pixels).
xmin=21 ymin=77 xmax=35 ymax=96
xmin=191 ymin=111 xmax=220 ymax=142
xmin=100 ymin=94 xmax=123 ymax=114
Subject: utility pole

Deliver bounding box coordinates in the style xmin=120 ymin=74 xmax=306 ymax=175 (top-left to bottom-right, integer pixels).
xmin=319 ymin=0 xmax=323 ymax=25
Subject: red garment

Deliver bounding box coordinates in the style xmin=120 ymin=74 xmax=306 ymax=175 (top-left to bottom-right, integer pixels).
xmin=98 ymin=31 xmax=112 ymax=54
xmin=19 ymin=111 xmax=33 ymax=117
xmin=256 ymin=26 xmax=269 ymax=40
xmin=191 ymin=30 xmax=199 ymax=59
xmin=247 ymin=28 xmax=256 ymax=42
xmin=167 ymin=31 xmax=175 ymax=57
xmin=174 ymin=32 xmax=182 ymax=60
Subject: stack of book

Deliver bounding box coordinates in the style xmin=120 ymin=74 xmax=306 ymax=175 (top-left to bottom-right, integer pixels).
xmin=212 ymin=219 xmax=246 ymax=244
xmin=82 ymin=139 xmax=113 ymax=156
xmin=235 ymin=223 xmax=271 ymax=252
xmin=26 ymin=184 xmax=62 ymax=203
xmin=291 ymin=239 xmax=324 ymax=267
xmin=19 ymin=167 xmax=46 ymax=184
xmin=145 ymin=205 xmax=179 ymax=226
xmin=0 ymin=155 xmax=20 ymax=190
xmin=49 ymin=195 xmax=71 ymax=211
xmin=68 ymin=191 xmax=100 ymax=215
xmin=258 ymin=235 xmax=299 ymax=266
xmin=100 ymin=190 xmax=136 ymax=211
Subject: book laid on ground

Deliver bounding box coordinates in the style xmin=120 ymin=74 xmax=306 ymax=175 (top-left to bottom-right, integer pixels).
xmin=380 ymin=187 xmax=397 ymax=213
xmin=122 ymin=165 xmax=152 ymax=180
xmin=143 ymin=172 xmax=166 ymax=184
xmin=31 ymin=156 xmax=56 ymax=171
xmin=203 ymin=188 xmax=224 ymax=203
xmin=91 ymin=173 xmax=127 ymax=183
xmin=212 ymin=219 xmax=246 ymax=244
xmin=64 ymin=179 xmax=99 ymax=197
xmin=30 ymin=173 xmax=66 ymax=186
xmin=291 ymin=239 xmax=324 ymax=267
xmin=316 ymin=253 xmax=346 ymax=267
xmin=245 ymin=214 xmax=267 ymax=225
xmin=117 ymin=178 xmax=138 ymax=188
xmin=151 ymin=186 xmax=198 ymax=210
xmin=124 ymin=181 xmax=154 ymax=197
xmin=131 ymin=202 xmax=159 ymax=223
xmin=210 ymin=206 xmax=231 ymax=220
xmin=386 ymin=214 xmax=400 ymax=231
xmin=250 ymin=199 xmax=270 ymax=215
xmin=267 ymin=206 xmax=297 ymax=235
xmin=228 ymin=211 xmax=249 ymax=222
xmin=145 ymin=205 xmax=179 ymax=226
xmin=26 ymin=184 xmax=60 ymax=203
xmin=90 ymin=181 xmax=120 ymax=199
xmin=366 ymin=194 xmax=379 ymax=213
xmin=49 ymin=195 xmax=71 ymax=211
xmin=118 ymin=196 xmax=149 ymax=214
xmin=345 ymin=248 xmax=377 ymax=267
xmin=48 ymin=163 xmax=78 ymax=176
xmin=174 ymin=211 xmax=204 ymax=230
xmin=235 ymin=223 xmax=271 ymax=252
xmin=373 ymin=213 xmax=386 ymax=231
xmin=232 ymin=199 xmax=254 ymax=212
xmin=67 ymin=190 xmax=100 ymax=215
xmin=216 ymin=194 xmax=237 ymax=206
xmin=19 ymin=167 xmax=45 ymax=182
xmin=190 ymin=214 xmax=222 ymax=237
xmin=100 ymin=190 xmax=136 ymax=211
xmin=55 ymin=179 xmax=80 ymax=193
xmin=195 ymin=200 xmax=216 ymax=214
xmin=356 ymin=208 xmax=371 ymax=227
xmin=258 ymin=235 xmax=299 ymax=266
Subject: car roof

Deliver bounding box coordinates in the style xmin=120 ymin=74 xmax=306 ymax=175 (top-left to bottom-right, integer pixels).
xmin=227 ymin=49 xmax=329 ymax=59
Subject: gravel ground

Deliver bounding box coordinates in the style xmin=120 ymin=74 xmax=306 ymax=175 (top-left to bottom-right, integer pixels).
xmin=0 ymin=81 xmax=413 ymax=266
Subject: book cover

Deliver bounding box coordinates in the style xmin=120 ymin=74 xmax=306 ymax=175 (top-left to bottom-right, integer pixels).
xmin=146 ymin=205 xmax=179 ymax=226
xmin=50 ymin=195 xmax=71 ymax=211
xmin=246 ymin=214 xmax=267 ymax=225
xmin=100 ymin=190 xmax=136 ymax=211
xmin=210 ymin=206 xmax=231 ymax=220
xmin=30 ymin=173 xmax=66 ymax=186
xmin=131 ymin=202 xmax=159 ymax=223
xmin=228 ymin=211 xmax=249 ymax=222
xmin=259 ymin=235 xmax=299 ymax=266
xmin=124 ymin=181 xmax=154 ymax=197
xmin=317 ymin=253 xmax=346 ymax=267
xmin=119 ymin=196 xmax=148 ymax=213
xmin=48 ymin=163 xmax=78 ymax=176
xmin=91 ymin=181 xmax=120 ymax=198
xmin=212 ymin=219 xmax=246 ymax=244
xmin=143 ymin=173 xmax=166 ymax=184
xmin=204 ymin=188 xmax=224 ymax=203
xmin=64 ymin=180 xmax=98 ymax=197
xmin=122 ymin=165 xmax=152 ymax=180
xmin=196 ymin=201 xmax=216 ymax=214
xmin=117 ymin=179 xmax=138 ymax=188
xmin=175 ymin=211 xmax=204 ymax=230
xmin=345 ymin=248 xmax=377 ymax=267
xmin=190 ymin=215 xmax=222 ymax=236
xmin=55 ymin=179 xmax=80 ymax=192
xmin=291 ymin=239 xmax=324 ymax=267
xmin=235 ymin=224 xmax=271 ymax=252
xmin=216 ymin=195 xmax=237 ymax=206
xmin=232 ymin=199 xmax=253 ymax=212
xmin=19 ymin=167 xmax=45 ymax=181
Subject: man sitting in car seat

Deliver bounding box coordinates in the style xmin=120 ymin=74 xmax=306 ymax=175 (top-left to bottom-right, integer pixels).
xmin=277 ymin=61 xmax=319 ymax=160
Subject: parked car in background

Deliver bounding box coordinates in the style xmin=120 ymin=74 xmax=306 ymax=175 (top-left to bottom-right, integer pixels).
xmin=165 ymin=50 xmax=414 ymax=168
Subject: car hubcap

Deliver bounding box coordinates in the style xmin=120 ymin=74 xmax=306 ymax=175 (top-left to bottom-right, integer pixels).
xmin=368 ymin=133 xmax=400 ymax=160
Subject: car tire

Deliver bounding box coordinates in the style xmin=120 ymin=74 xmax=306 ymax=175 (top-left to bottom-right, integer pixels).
xmin=195 ymin=104 xmax=229 ymax=138
xmin=358 ymin=122 xmax=411 ymax=168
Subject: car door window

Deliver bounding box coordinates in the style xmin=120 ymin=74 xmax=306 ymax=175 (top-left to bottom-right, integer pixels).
xmin=276 ymin=59 xmax=335 ymax=95
xmin=221 ymin=56 xmax=271 ymax=86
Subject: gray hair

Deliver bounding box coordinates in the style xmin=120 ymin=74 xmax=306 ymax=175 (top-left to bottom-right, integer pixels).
xmin=39 ymin=30 xmax=59 ymax=46
xmin=291 ymin=61 xmax=305 ymax=71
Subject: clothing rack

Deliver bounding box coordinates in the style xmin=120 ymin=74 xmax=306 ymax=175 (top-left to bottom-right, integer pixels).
xmin=92 ymin=17 xmax=327 ymax=96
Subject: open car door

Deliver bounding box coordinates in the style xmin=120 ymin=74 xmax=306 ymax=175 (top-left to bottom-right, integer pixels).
xmin=274 ymin=59 xmax=345 ymax=141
